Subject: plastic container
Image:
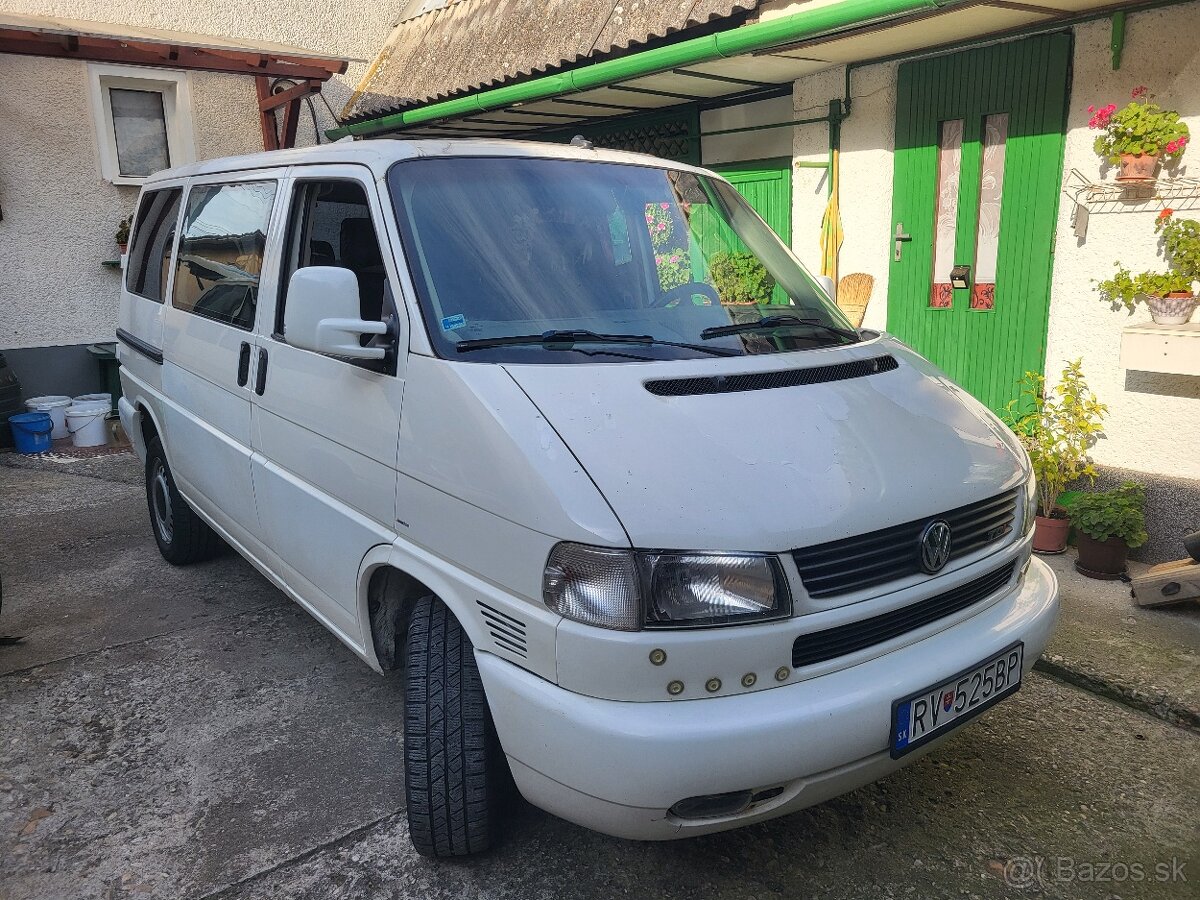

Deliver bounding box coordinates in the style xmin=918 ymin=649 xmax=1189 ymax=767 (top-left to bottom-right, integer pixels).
xmin=66 ymin=404 xmax=109 ymax=448
xmin=25 ymin=395 xmax=73 ymax=439
xmin=9 ymin=411 xmax=53 ymax=454
xmin=74 ymin=392 xmax=113 ymax=408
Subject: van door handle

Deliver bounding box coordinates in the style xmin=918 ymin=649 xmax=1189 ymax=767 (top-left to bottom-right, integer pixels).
xmin=255 ymin=348 xmax=268 ymax=396
xmin=237 ymin=342 xmax=251 ymax=387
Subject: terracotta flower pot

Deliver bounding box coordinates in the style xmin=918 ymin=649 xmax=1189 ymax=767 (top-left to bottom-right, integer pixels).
xmin=1117 ymin=152 xmax=1160 ymax=182
xmin=1075 ymin=532 xmax=1131 ymax=579
xmin=117 ymin=243 xmax=128 ymax=255
xmin=1032 ymin=513 xmax=1071 ymax=554
xmin=1146 ymin=291 xmax=1198 ymax=326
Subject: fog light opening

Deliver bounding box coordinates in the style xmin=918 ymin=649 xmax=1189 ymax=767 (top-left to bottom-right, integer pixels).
xmin=669 ymin=790 xmax=753 ymax=820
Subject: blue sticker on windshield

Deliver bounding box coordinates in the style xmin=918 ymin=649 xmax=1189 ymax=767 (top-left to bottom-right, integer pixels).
xmin=441 ymin=314 xmax=466 ymax=331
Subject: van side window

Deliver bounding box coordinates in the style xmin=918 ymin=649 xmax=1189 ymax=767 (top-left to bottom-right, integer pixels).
xmin=277 ymin=180 xmax=387 ymax=337
xmin=172 ymin=181 xmax=277 ymax=331
xmin=126 ymin=188 xmax=181 ymax=302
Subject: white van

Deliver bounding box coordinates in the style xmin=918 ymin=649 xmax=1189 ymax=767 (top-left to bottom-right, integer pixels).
xmin=117 ymin=140 xmax=1057 ymax=857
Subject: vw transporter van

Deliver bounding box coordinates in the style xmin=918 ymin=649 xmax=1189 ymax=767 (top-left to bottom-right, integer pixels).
xmin=116 ymin=140 xmax=1058 ymax=857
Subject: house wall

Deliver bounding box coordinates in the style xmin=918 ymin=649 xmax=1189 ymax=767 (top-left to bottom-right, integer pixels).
xmin=0 ymin=1 xmax=394 ymax=394
xmin=786 ymin=4 xmax=1200 ymax=490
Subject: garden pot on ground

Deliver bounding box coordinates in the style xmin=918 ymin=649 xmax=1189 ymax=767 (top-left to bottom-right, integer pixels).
xmin=1075 ymin=532 xmax=1131 ymax=579
xmin=1117 ymin=152 xmax=1160 ymax=182
xmin=1032 ymin=512 xmax=1071 ymax=554
xmin=1146 ymin=291 xmax=1197 ymax=325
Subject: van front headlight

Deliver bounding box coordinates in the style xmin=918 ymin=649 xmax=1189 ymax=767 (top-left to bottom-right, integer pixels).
xmin=542 ymin=543 xmax=791 ymax=630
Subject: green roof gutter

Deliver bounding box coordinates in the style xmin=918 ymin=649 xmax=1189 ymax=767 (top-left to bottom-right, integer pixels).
xmin=327 ymin=0 xmax=959 ymax=140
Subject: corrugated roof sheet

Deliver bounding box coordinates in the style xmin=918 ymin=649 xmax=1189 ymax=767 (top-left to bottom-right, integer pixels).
xmin=0 ymin=11 xmax=352 ymax=63
xmin=347 ymin=0 xmax=758 ymax=119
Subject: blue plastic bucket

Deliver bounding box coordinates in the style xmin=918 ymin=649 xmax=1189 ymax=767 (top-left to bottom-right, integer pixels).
xmin=9 ymin=411 xmax=53 ymax=454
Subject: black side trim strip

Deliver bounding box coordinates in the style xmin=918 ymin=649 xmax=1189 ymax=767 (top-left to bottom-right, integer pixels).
xmin=116 ymin=328 xmax=163 ymax=365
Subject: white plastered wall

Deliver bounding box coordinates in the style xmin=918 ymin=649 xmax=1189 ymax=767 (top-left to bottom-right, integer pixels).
xmin=787 ymin=3 xmax=1200 ymax=479
xmin=0 ymin=0 xmax=396 ymax=350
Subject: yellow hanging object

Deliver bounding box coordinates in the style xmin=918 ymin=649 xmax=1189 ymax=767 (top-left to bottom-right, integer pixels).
xmin=819 ymin=148 xmax=843 ymax=284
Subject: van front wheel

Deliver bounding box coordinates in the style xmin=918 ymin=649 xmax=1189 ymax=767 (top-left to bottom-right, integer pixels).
xmin=404 ymin=594 xmax=501 ymax=857
xmin=145 ymin=437 xmax=220 ymax=565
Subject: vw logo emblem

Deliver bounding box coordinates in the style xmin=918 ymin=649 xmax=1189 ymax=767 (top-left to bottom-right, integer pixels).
xmin=919 ymin=520 xmax=953 ymax=574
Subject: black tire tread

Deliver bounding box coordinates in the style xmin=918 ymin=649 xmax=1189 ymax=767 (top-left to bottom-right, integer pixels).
xmin=404 ymin=594 xmax=495 ymax=857
xmin=145 ymin=437 xmax=221 ymax=565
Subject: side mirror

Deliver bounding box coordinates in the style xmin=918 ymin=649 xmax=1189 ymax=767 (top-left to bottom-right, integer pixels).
xmin=283 ymin=267 xmax=388 ymax=360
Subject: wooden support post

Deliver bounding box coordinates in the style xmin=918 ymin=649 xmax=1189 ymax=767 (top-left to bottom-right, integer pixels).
xmin=280 ymin=98 xmax=301 ymax=149
xmin=255 ymin=75 xmax=279 ymax=151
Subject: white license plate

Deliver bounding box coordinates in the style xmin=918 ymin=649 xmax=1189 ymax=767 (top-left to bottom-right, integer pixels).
xmin=890 ymin=642 xmax=1023 ymax=758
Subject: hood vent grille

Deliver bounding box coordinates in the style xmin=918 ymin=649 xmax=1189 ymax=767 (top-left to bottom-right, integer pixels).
xmin=644 ymin=354 xmax=899 ymax=397
xmin=477 ymin=601 xmax=527 ymax=658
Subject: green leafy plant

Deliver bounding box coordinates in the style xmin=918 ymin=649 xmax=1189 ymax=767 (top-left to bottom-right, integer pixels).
xmin=116 ymin=215 xmax=132 ymax=246
xmin=1089 ymin=86 xmax=1189 ymax=164
xmin=709 ymin=251 xmax=776 ymax=305
xmin=1070 ymin=481 xmax=1148 ymax=547
xmin=1156 ymin=209 xmax=1200 ymax=280
xmin=1003 ymin=360 xmax=1107 ymax=518
xmin=645 ymin=202 xmax=689 ymax=291
xmin=1095 ymin=266 xmax=1193 ymax=311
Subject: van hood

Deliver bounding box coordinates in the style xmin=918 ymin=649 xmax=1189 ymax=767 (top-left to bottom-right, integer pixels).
xmin=503 ymin=337 xmax=1026 ymax=551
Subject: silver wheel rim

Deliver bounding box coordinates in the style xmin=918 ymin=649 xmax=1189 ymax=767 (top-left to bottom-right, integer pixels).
xmin=151 ymin=460 xmax=174 ymax=544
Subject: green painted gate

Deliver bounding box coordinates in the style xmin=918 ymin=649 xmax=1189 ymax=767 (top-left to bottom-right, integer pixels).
xmin=886 ymin=33 xmax=1070 ymax=414
xmin=712 ymin=158 xmax=793 ymax=245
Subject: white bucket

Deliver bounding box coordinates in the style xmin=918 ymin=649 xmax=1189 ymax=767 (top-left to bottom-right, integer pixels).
xmin=74 ymin=392 xmax=112 ymax=408
xmin=66 ymin=404 xmax=109 ymax=448
xmin=25 ymin=395 xmax=73 ymax=439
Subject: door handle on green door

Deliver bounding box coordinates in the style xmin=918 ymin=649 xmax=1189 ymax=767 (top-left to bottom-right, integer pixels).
xmin=255 ymin=348 xmax=268 ymax=396
xmin=893 ymin=223 xmax=912 ymax=262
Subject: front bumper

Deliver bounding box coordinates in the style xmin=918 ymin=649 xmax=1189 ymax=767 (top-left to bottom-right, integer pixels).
xmin=477 ymin=555 xmax=1058 ymax=840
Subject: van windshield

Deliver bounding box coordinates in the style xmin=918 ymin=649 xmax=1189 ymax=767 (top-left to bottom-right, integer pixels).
xmin=387 ymin=156 xmax=857 ymax=363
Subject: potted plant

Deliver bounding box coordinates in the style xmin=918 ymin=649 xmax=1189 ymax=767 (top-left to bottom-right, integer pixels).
xmin=1097 ymin=208 xmax=1200 ymax=325
xmin=116 ymin=216 xmax=132 ymax=255
xmin=1089 ymin=86 xmax=1189 ymax=182
xmin=1004 ymin=361 xmax=1107 ymax=553
xmin=1071 ymin=481 xmax=1148 ymax=579
xmin=710 ymin=251 xmax=776 ymax=305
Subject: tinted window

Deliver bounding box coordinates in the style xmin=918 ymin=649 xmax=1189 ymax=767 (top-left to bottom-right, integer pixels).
xmin=277 ymin=180 xmax=387 ymax=337
xmin=126 ymin=188 xmax=181 ymax=302
xmin=173 ymin=181 xmax=277 ymax=330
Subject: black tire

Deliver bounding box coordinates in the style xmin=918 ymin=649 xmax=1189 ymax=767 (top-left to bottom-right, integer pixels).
xmin=145 ymin=437 xmax=220 ymax=565
xmin=404 ymin=594 xmax=502 ymax=857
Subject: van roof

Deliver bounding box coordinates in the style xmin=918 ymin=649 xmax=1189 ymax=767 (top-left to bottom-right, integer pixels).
xmin=144 ymin=138 xmax=707 ymax=185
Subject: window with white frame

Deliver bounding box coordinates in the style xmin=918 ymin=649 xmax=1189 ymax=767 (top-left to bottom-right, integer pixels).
xmin=88 ymin=64 xmax=195 ymax=185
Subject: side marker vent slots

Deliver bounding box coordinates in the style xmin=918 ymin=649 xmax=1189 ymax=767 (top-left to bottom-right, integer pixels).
xmin=477 ymin=601 xmax=528 ymax=658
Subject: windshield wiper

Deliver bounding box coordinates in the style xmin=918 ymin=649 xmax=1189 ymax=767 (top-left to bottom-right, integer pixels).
xmin=700 ymin=315 xmax=859 ymax=343
xmin=455 ymin=329 xmax=738 ymax=356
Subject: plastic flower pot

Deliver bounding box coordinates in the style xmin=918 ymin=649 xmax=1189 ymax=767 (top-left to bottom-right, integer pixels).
xmin=1146 ymin=292 xmax=1198 ymax=325
xmin=1117 ymin=152 xmax=1160 ymax=183
xmin=1032 ymin=512 xmax=1071 ymax=554
xmin=1075 ymin=532 xmax=1130 ymax=580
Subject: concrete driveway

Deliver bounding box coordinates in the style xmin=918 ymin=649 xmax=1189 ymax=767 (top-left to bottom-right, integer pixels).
xmin=1 ymin=453 xmax=1196 ymax=900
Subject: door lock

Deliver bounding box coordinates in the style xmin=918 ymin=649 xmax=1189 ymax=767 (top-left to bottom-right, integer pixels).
xmin=893 ymin=222 xmax=913 ymax=262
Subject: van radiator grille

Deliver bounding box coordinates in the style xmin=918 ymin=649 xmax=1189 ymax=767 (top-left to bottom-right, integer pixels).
xmin=791 ymin=561 xmax=1017 ymax=668
xmin=791 ymin=490 xmax=1018 ymax=599
xmin=643 ymin=355 xmax=898 ymax=397
xmin=477 ymin=601 xmax=527 ymax=658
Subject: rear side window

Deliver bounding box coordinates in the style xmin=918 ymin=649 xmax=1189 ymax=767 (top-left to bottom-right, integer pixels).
xmin=172 ymin=181 xmax=277 ymax=331
xmin=126 ymin=188 xmax=181 ymax=302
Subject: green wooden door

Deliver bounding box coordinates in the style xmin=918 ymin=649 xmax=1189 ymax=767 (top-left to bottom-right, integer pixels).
xmin=714 ymin=158 xmax=793 ymax=244
xmin=886 ymin=34 xmax=1070 ymax=414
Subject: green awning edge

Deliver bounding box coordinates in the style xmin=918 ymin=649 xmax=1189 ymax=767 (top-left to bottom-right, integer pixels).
xmin=326 ymin=0 xmax=956 ymax=140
